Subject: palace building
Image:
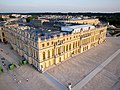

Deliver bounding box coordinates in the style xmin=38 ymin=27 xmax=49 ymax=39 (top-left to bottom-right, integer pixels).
xmin=0 ymin=19 xmax=107 ymax=72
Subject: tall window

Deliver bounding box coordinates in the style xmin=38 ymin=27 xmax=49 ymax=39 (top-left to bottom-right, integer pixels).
xmin=48 ymin=50 xmax=50 ymax=58
xmin=63 ymin=46 xmax=65 ymax=52
xmin=76 ymin=41 xmax=77 ymax=47
xmin=73 ymin=42 xmax=75 ymax=49
xmin=43 ymin=52 xmax=45 ymax=60
xmin=69 ymin=44 xmax=71 ymax=50
xmin=36 ymin=51 xmax=38 ymax=59
xmin=59 ymin=57 xmax=61 ymax=62
xmin=52 ymin=49 xmax=54 ymax=57
xmin=58 ymin=47 xmax=61 ymax=55
xmin=66 ymin=45 xmax=68 ymax=51
xmin=78 ymin=41 xmax=80 ymax=46
xmin=2 ymin=32 xmax=5 ymax=37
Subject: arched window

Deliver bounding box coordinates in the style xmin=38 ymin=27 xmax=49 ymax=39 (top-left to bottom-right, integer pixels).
xmin=73 ymin=42 xmax=75 ymax=49
xmin=52 ymin=49 xmax=54 ymax=57
xmin=83 ymin=47 xmax=84 ymax=51
xmin=43 ymin=51 xmax=45 ymax=60
xmin=48 ymin=50 xmax=50 ymax=58
xmin=59 ymin=57 xmax=61 ymax=62
xmin=69 ymin=44 xmax=71 ymax=50
xmin=76 ymin=41 xmax=77 ymax=47
xmin=47 ymin=42 xmax=49 ymax=46
xmin=78 ymin=41 xmax=80 ymax=46
xmin=63 ymin=46 xmax=65 ymax=52
xmin=58 ymin=47 xmax=61 ymax=55
xmin=66 ymin=45 xmax=68 ymax=51
xmin=78 ymin=49 xmax=80 ymax=53
xmin=2 ymin=32 xmax=5 ymax=37
xmin=3 ymin=38 xmax=6 ymax=42
xmin=36 ymin=51 xmax=38 ymax=59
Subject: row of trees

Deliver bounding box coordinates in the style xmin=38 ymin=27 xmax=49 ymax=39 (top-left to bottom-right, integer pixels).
xmin=0 ymin=15 xmax=33 ymax=22
xmin=26 ymin=15 xmax=38 ymax=22
xmin=99 ymin=15 xmax=120 ymax=28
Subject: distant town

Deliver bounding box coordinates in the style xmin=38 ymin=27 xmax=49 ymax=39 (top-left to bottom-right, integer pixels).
xmin=0 ymin=13 xmax=120 ymax=90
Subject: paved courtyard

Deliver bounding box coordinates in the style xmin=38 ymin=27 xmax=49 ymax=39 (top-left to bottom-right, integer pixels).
xmin=81 ymin=53 xmax=120 ymax=90
xmin=0 ymin=65 xmax=58 ymax=90
xmin=0 ymin=43 xmax=58 ymax=90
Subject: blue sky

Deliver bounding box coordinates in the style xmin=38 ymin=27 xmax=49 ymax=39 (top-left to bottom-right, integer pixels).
xmin=0 ymin=0 xmax=120 ymax=13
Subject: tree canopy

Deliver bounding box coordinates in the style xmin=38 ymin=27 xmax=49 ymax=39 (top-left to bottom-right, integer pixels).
xmin=9 ymin=15 xmax=16 ymax=18
xmin=26 ymin=17 xmax=33 ymax=22
xmin=0 ymin=17 xmax=4 ymax=21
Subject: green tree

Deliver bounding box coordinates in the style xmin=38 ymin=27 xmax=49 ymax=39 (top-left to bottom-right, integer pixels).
xmin=26 ymin=17 xmax=33 ymax=22
xmin=0 ymin=17 xmax=4 ymax=21
xmin=9 ymin=15 xmax=16 ymax=18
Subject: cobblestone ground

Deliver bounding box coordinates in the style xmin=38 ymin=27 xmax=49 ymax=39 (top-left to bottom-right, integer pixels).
xmin=47 ymin=37 xmax=120 ymax=87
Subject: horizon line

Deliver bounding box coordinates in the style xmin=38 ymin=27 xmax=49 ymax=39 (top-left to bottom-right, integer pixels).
xmin=0 ymin=11 xmax=120 ymax=14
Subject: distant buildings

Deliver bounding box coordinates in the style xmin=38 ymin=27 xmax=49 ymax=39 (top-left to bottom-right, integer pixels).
xmin=64 ymin=19 xmax=100 ymax=25
xmin=61 ymin=24 xmax=95 ymax=33
xmin=0 ymin=15 xmax=107 ymax=72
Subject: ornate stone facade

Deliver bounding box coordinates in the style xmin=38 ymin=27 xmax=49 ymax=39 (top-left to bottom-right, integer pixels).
xmin=0 ymin=19 xmax=107 ymax=72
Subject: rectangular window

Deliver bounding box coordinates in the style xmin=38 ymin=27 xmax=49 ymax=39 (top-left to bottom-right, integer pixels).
xmin=42 ymin=44 xmax=44 ymax=47
xmin=47 ymin=42 xmax=49 ymax=46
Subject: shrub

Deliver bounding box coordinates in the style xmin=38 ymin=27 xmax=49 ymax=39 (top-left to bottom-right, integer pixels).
xmin=0 ymin=66 xmax=3 ymax=73
xmin=9 ymin=64 xmax=15 ymax=70
xmin=19 ymin=60 xmax=23 ymax=65
xmin=19 ymin=60 xmax=28 ymax=65
xmin=23 ymin=60 xmax=28 ymax=65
